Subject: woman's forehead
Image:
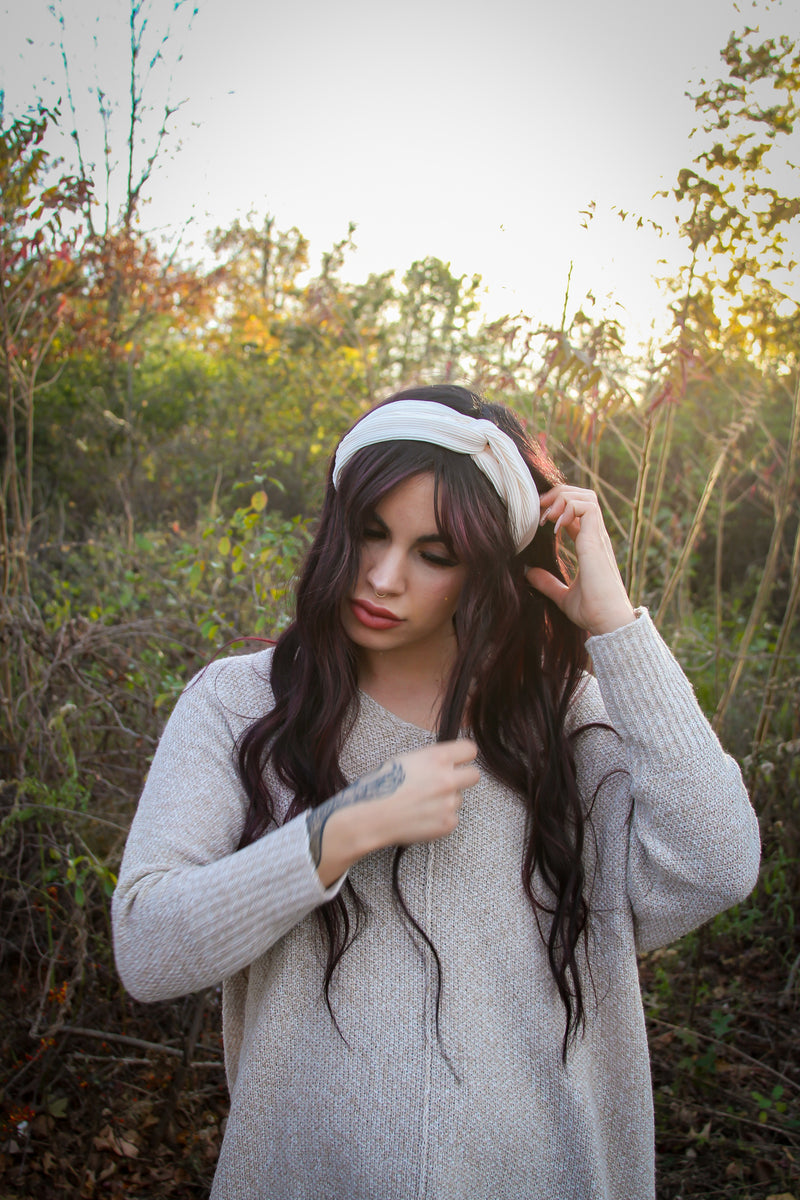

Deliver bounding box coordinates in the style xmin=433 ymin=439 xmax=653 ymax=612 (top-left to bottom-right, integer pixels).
xmin=372 ymin=472 xmax=442 ymax=529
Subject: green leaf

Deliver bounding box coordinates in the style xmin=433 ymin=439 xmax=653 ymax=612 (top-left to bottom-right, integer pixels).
xmin=48 ymin=1095 xmax=69 ymax=1119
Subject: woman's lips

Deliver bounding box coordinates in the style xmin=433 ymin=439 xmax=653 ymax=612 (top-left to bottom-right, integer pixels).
xmin=349 ymin=598 xmax=403 ymax=630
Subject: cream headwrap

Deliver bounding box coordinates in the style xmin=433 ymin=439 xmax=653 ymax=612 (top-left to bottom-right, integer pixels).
xmin=332 ymin=400 xmax=540 ymax=552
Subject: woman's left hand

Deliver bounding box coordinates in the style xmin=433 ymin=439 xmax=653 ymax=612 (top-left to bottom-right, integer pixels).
xmin=526 ymin=484 xmax=636 ymax=636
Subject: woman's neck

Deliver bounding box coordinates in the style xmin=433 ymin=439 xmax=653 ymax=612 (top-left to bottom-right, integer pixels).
xmin=357 ymin=641 xmax=457 ymax=732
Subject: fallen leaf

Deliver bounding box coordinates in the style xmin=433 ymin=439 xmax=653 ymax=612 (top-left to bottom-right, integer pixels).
xmin=92 ymin=1124 xmax=140 ymax=1159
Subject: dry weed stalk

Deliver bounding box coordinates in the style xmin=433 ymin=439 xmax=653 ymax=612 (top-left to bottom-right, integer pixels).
xmin=713 ymin=374 xmax=800 ymax=733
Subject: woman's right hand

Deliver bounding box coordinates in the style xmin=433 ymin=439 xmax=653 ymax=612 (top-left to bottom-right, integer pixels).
xmin=308 ymin=740 xmax=480 ymax=887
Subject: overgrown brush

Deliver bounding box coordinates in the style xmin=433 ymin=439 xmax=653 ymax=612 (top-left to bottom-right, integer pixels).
xmin=641 ymin=753 xmax=800 ymax=1198
xmin=0 ymin=495 xmax=311 ymax=1195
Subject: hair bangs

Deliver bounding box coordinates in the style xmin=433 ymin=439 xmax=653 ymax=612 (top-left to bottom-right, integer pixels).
xmin=336 ymin=438 xmax=517 ymax=574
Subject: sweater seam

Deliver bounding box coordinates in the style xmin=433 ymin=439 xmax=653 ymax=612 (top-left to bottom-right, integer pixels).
xmin=416 ymin=838 xmax=436 ymax=1200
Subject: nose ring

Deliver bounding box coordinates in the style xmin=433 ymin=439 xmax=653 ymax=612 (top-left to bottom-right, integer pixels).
xmin=375 ymin=589 xmax=388 ymax=598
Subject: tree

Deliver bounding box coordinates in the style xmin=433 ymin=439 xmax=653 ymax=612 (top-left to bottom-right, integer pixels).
xmin=45 ymin=0 xmax=209 ymax=542
xmin=197 ymin=216 xmax=369 ymax=518
xmin=671 ymin=24 xmax=799 ymax=360
xmin=0 ymin=105 xmax=92 ymax=779
xmin=0 ymin=105 xmax=89 ymax=598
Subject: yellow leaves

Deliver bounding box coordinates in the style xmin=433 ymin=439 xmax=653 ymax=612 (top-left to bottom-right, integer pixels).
xmin=217 ymin=536 xmax=231 ymax=556
xmin=250 ymin=490 xmax=267 ymax=512
xmin=239 ymin=312 xmax=280 ymax=353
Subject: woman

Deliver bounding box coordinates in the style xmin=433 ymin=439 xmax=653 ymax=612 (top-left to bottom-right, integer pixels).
xmin=113 ymin=385 xmax=760 ymax=1200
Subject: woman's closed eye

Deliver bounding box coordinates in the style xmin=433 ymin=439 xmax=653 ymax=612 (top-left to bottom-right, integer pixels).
xmin=420 ymin=547 xmax=459 ymax=568
xmin=361 ymin=523 xmax=458 ymax=568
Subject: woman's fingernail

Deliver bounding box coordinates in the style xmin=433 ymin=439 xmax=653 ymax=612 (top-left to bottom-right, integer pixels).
xmin=539 ymin=506 xmax=552 ymax=526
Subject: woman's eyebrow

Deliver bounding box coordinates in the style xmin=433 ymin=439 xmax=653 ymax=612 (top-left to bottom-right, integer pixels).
xmin=368 ymin=511 xmax=448 ymax=545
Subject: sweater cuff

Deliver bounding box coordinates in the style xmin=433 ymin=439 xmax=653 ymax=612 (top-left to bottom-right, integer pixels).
xmin=585 ymin=605 xmax=648 ymax=658
xmin=300 ymin=814 xmax=349 ymax=902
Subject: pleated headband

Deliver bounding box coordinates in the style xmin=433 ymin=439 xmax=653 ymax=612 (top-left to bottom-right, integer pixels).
xmin=332 ymin=400 xmax=540 ymax=552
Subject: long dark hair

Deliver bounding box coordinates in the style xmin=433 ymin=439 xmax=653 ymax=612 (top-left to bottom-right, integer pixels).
xmin=237 ymin=384 xmax=595 ymax=1059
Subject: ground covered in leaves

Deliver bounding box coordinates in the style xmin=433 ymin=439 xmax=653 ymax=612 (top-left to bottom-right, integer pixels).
xmin=1 ymin=797 xmax=797 ymax=1200
xmin=642 ymin=924 xmax=798 ymax=1197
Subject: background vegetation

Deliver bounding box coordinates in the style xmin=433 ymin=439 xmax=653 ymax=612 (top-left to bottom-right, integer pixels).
xmin=0 ymin=7 xmax=798 ymax=1197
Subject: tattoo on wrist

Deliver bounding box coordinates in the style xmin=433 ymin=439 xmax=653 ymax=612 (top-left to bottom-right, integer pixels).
xmin=306 ymin=760 xmax=406 ymax=868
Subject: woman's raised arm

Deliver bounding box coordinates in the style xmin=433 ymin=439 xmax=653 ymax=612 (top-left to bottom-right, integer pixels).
xmin=527 ymin=484 xmax=636 ymax=635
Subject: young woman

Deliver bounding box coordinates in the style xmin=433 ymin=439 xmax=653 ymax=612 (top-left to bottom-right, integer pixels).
xmin=113 ymin=385 xmax=760 ymax=1200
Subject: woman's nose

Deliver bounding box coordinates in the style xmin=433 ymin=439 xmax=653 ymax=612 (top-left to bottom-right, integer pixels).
xmin=366 ymin=548 xmax=405 ymax=596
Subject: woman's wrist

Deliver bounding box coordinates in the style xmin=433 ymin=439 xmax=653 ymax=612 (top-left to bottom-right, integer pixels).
xmin=311 ymin=802 xmax=380 ymax=887
xmin=587 ymin=600 xmax=636 ymax=637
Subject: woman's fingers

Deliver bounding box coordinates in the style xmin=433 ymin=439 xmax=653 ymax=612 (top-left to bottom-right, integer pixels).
xmin=531 ymin=484 xmax=635 ymax=635
xmin=447 ymin=737 xmax=480 ymax=766
xmin=526 ymin=567 xmax=570 ymax=607
xmin=540 ymin=485 xmax=601 ymax=529
xmin=367 ymin=740 xmax=481 ymax=848
xmin=407 ymin=739 xmax=481 ymax=799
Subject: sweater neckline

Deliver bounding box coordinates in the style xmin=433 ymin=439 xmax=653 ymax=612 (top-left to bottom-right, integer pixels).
xmin=357 ymin=689 xmax=438 ymax=737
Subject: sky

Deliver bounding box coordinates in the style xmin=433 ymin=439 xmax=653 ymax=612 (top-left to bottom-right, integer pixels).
xmin=1 ymin=0 xmax=797 ymax=349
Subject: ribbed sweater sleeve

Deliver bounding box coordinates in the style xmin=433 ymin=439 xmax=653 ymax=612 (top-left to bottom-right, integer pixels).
xmin=112 ymin=655 xmax=345 ymax=1003
xmin=586 ymin=610 xmax=761 ymax=951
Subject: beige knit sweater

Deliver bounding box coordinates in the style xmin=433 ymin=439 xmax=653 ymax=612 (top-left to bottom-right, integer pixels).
xmin=113 ymin=612 xmax=760 ymax=1200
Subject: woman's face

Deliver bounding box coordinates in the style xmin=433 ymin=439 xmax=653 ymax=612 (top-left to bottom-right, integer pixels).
xmin=341 ymin=473 xmax=467 ymax=666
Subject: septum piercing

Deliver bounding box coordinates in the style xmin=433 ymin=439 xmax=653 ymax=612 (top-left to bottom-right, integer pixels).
xmin=375 ymin=590 xmax=388 ymax=598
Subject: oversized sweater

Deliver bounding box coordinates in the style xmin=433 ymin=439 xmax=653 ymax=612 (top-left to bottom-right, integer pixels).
xmin=112 ymin=612 xmax=760 ymax=1200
